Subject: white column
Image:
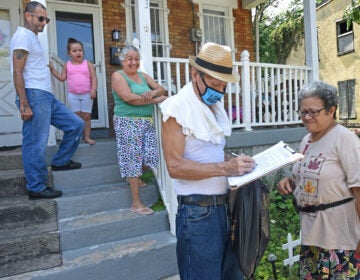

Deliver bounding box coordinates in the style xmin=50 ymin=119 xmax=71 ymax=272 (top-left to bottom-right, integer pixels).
xmin=134 ymin=0 xmax=154 ymax=77
xmin=303 ymin=0 xmax=319 ymax=82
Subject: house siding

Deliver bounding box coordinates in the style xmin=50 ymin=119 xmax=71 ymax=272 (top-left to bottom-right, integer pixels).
xmin=317 ymin=0 xmax=360 ymax=125
xmin=286 ymin=0 xmax=360 ymax=126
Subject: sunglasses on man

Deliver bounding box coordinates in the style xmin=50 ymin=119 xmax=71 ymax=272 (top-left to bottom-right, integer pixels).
xmin=29 ymin=13 xmax=51 ymax=24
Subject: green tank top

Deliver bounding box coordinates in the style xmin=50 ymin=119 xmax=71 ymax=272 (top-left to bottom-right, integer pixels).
xmin=112 ymin=70 xmax=154 ymax=117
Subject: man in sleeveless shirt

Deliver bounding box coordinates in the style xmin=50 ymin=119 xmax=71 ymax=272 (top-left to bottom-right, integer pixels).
xmin=160 ymin=43 xmax=256 ymax=279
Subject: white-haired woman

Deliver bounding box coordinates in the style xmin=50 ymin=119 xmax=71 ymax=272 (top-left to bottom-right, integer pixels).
xmin=111 ymin=45 xmax=167 ymax=215
xmin=277 ymin=81 xmax=360 ymax=279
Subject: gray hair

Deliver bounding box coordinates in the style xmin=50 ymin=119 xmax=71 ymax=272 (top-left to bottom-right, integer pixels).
xmin=119 ymin=45 xmax=140 ymax=61
xmin=25 ymin=1 xmax=46 ymax=13
xmin=299 ymin=81 xmax=338 ymax=118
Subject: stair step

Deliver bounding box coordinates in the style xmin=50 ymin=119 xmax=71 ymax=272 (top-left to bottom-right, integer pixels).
xmin=46 ymin=140 xmax=117 ymax=167
xmin=59 ymin=209 xmax=170 ymax=251
xmin=0 ymin=232 xmax=61 ymax=278
xmin=1 ymin=232 xmax=177 ymax=280
xmin=0 ymin=167 xmax=53 ymax=199
xmin=0 ymin=169 xmax=27 ymax=198
xmin=0 ymin=147 xmax=23 ymax=171
xmin=56 ymin=182 xmax=159 ymax=219
xmin=0 ymin=199 xmax=58 ymax=241
xmin=52 ymin=164 xmax=122 ymax=191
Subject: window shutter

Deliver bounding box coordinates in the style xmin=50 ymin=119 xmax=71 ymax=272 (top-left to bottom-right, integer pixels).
xmin=338 ymin=79 xmax=356 ymax=119
xmin=348 ymin=79 xmax=356 ymax=119
xmin=338 ymin=80 xmax=348 ymax=119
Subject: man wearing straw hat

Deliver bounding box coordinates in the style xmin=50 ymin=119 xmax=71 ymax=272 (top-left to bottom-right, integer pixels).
xmin=160 ymin=42 xmax=256 ymax=279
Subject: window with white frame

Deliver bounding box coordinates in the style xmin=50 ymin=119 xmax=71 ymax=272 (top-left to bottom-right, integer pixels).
xmin=199 ymin=5 xmax=234 ymax=48
xmin=124 ymin=0 xmax=169 ymax=80
xmin=336 ymin=20 xmax=354 ymax=55
xmin=127 ymin=0 xmax=169 ymax=59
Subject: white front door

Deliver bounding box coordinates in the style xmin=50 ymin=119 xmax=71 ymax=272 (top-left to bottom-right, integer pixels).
xmin=47 ymin=2 xmax=108 ymax=128
xmin=0 ymin=0 xmax=22 ymax=147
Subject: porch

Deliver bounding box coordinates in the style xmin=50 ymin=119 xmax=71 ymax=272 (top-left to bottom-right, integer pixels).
xmin=51 ymin=51 xmax=310 ymax=235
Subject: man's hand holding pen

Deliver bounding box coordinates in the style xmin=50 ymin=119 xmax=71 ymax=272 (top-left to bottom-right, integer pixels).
xmin=224 ymin=151 xmax=256 ymax=177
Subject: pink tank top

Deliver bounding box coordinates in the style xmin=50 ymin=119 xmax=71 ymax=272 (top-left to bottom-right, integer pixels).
xmin=66 ymin=60 xmax=91 ymax=94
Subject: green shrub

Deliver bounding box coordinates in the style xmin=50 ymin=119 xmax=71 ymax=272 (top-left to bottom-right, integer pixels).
xmin=254 ymin=169 xmax=301 ymax=280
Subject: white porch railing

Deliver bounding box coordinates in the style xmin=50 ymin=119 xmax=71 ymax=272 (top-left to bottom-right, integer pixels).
xmin=153 ymin=51 xmax=311 ymax=235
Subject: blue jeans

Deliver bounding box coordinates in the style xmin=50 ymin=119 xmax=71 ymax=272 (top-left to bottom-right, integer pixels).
xmin=16 ymin=89 xmax=84 ymax=192
xmin=176 ymin=202 xmax=243 ymax=280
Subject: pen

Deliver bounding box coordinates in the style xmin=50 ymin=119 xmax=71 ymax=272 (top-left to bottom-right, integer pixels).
xmin=227 ymin=151 xmax=258 ymax=165
xmin=230 ymin=152 xmax=239 ymax=157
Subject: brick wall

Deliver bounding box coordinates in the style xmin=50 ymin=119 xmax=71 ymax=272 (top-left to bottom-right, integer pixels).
xmin=21 ymin=0 xmax=255 ymax=131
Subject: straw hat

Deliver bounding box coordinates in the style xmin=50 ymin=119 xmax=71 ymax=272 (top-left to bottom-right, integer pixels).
xmin=189 ymin=42 xmax=239 ymax=83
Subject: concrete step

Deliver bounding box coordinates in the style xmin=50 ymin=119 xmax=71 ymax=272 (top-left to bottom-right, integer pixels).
xmin=0 ymin=139 xmax=178 ymax=279
xmin=52 ymin=164 xmax=123 ymax=191
xmin=0 ymin=198 xmax=61 ymax=278
xmin=0 ymin=169 xmax=27 ymax=198
xmin=59 ymin=209 xmax=170 ymax=251
xmin=56 ymin=182 xmax=159 ymax=219
xmin=0 ymin=168 xmax=53 ymax=198
xmin=0 ymin=231 xmax=61 ymax=278
xmin=0 ymin=147 xmax=23 ymax=171
xmin=46 ymin=140 xmax=117 ymax=167
xmin=0 ymin=199 xmax=58 ymax=241
xmin=2 ymin=232 xmax=177 ymax=280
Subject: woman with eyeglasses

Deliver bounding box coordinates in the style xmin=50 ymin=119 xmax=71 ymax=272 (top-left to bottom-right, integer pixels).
xmin=277 ymin=81 xmax=360 ymax=279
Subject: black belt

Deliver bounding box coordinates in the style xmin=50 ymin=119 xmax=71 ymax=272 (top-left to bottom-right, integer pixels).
xmin=177 ymin=194 xmax=227 ymax=207
xmin=296 ymin=197 xmax=354 ymax=213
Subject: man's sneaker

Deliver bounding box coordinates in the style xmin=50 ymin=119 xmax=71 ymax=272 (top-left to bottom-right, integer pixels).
xmin=28 ymin=187 xmax=63 ymax=200
xmin=51 ymin=160 xmax=81 ymax=171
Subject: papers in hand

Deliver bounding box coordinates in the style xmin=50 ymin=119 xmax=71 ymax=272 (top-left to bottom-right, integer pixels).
xmin=228 ymin=141 xmax=304 ymax=189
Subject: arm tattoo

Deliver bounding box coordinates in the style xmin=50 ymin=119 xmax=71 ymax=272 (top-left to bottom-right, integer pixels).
xmin=14 ymin=50 xmax=27 ymax=60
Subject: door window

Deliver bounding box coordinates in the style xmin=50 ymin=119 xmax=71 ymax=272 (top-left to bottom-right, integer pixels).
xmin=55 ymin=11 xmax=98 ymax=119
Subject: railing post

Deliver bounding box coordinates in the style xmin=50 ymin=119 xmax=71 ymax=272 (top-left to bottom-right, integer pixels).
xmin=240 ymin=50 xmax=252 ymax=131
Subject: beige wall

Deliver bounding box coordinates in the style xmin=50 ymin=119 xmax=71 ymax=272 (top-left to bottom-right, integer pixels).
xmin=287 ymin=0 xmax=360 ymax=124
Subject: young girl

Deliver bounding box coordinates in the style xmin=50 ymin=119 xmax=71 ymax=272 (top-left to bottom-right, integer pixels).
xmin=50 ymin=38 xmax=97 ymax=145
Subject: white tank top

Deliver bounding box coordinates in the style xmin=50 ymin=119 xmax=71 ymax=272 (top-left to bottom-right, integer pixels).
xmin=173 ymin=135 xmax=229 ymax=195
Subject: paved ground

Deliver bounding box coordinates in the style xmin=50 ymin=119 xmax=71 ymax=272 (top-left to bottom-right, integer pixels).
xmin=161 ymin=274 xmax=180 ymax=280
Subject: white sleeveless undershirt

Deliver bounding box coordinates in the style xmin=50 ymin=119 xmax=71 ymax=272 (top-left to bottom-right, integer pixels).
xmin=173 ymin=135 xmax=229 ymax=196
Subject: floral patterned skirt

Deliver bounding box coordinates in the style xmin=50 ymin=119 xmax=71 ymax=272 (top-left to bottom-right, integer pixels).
xmin=299 ymin=245 xmax=360 ymax=280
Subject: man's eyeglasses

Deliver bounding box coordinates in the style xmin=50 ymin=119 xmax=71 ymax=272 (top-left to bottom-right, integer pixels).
xmin=297 ymin=108 xmax=325 ymax=118
xmin=29 ymin=14 xmax=50 ymax=24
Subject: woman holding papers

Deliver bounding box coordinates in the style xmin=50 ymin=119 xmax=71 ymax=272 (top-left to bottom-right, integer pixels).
xmin=277 ymin=81 xmax=360 ymax=279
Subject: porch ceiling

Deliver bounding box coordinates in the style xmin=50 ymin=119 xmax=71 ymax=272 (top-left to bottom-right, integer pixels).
xmin=242 ymin=0 xmax=267 ymax=9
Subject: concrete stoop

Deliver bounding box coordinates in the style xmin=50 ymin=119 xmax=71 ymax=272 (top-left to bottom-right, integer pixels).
xmin=0 ymin=140 xmax=178 ymax=279
xmin=0 ymin=152 xmax=61 ymax=278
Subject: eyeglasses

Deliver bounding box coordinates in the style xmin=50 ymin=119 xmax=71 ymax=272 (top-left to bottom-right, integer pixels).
xmin=297 ymin=108 xmax=325 ymax=118
xmin=29 ymin=14 xmax=50 ymax=24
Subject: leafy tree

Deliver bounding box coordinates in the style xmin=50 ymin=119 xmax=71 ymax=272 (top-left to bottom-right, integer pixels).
xmin=254 ymin=0 xmax=325 ymax=64
xmin=343 ymin=0 xmax=360 ymax=29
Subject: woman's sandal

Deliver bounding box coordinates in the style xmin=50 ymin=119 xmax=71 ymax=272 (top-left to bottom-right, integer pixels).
xmin=130 ymin=207 xmax=154 ymax=215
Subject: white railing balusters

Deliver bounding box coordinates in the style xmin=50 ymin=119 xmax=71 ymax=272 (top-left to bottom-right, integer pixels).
xmin=282 ymin=232 xmax=301 ymax=267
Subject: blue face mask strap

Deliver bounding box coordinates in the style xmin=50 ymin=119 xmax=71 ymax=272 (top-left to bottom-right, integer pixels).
xmin=201 ymin=78 xmax=226 ymax=95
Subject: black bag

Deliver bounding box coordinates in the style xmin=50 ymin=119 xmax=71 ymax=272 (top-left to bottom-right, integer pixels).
xmin=228 ymin=179 xmax=270 ymax=280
